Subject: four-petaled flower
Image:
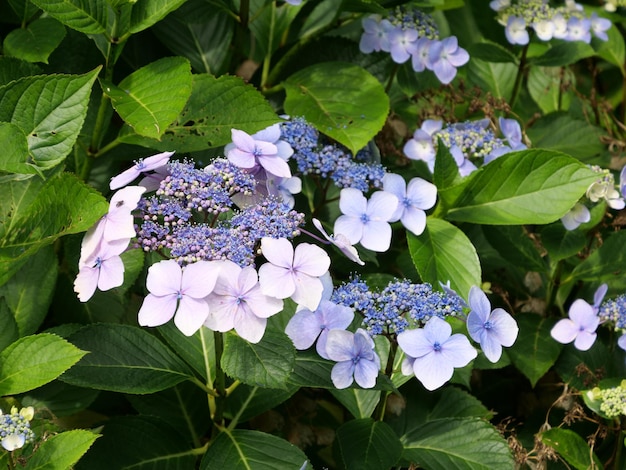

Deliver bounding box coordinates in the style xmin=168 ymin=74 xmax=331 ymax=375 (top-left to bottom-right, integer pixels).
xmin=258 ymin=237 xmax=330 ymax=310
xmin=397 ymin=316 xmax=477 ymax=391
xmin=226 ymin=127 xmax=292 ymax=178
xmin=312 ymin=218 xmax=364 ymax=265
xmin=334 ymin=188 xmax=398 ymax=252
xmin=467 ymin=286 xmax=518 ymax=363
xmin=551 ymin=299 xmax=599 ymax=351
xmin=285 ymin=299 xmax=354 ymax=359
xmin=74 ymin=240 xmax=127 ymax=302
xmin=110 ymin=151 xmax=174 ymax=190
xmin=205 ymin=260 xmax=283 ymax=343
xmin=138 ymin=260 xmax=220 ymax=336
xmin=382 ymin=173 xmax=437 ymax=236
xmin=325 ymin=328 xmax=380 ymax=389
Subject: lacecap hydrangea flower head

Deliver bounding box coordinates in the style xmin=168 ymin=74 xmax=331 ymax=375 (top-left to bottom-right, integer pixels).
xmin=0 ymin=407 xmax=35 ymax=451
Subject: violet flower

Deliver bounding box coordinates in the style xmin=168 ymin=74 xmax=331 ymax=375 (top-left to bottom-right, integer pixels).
xmin=325 ymin=328 xmax=380 ymax=389
xmin=382 ymin=173 xmax=437 ymax=236
xmin=110 ymin=151 xmax=173 ymax=190
xmin=551 ymin=299 xmax=599 ymax=351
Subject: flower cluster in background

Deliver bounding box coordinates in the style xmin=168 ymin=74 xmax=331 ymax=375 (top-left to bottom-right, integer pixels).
xmin=359 ymin=6 xmax=469 ymax=84
xmin=587 ymin=381 xmax=626 ymax=418
xmin=491 ymin=0 xmax=611 ymax=45
xmin=404 ymin=117 xmax=526 ymax=175
xmin=0 ymin=407 xmax=34 ymax=451
xmin=604 ymin=0 xmax=626 ymax=12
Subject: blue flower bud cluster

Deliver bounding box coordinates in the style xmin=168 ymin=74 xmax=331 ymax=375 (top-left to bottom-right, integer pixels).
xmin=331 ymin=276 xmax=464 ymax=336
xmin=0 ymin=409 xmax=34 ymax=451
xmin=280 ymin=117 xmax=386 ymax=192
xmin=388 ymin=5 xmax=439 ymax=39
xmin=135 ymin=158 xmax=305 ymax=267
xmin=598 ymin=294 xmax=626 ymax=331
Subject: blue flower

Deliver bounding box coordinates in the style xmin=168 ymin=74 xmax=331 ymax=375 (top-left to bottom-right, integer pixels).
xmin=551 ymin=299 xmax=599 ymax=351
xmin=467 ymin=286 xmax=518 ymax=363
xmin=397 ymin=316 xmax=476 ymax=391
xmin=325 ymin=328 xmax=380 ymax=389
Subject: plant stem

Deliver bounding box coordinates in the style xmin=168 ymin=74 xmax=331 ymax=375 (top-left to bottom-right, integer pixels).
xmin=260 ymin=1 xmax=276 ymax=89
xmin=211 ymin=331 xmax=226 ymax=425
xmin=509 ymin=43 xmax=530 ymax=109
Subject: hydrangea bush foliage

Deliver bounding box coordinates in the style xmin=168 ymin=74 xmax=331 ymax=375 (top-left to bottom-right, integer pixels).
xmin=2 ymin=0 xmax=626 ymax=469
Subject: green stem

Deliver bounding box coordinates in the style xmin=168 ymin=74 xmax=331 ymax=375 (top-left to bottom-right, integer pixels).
xmin=92 ymin=137 xmax=121 ymax=159
xmin=260 ymin=2 xmax=276 ymax=89
xmin=212 ymin=331 xmax=226 ymax=425
xmin=509 ymin=42 xmax=530 ymax=109
xmin=385 ymin=63 xmax=399 ymax=94
xmin=239 ymin=0 xmax=250 ymax=29
xmin=545 ymin=260 xmax=563 ymax=315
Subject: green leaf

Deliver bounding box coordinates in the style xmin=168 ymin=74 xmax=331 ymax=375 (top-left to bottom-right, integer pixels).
xmin=75 ymin=416 xmax=195 ymax=470
xmin=531 ymin=41 xmax=595 ymax=67
xmin=0 ymin=121 xmax=40 ymax=176
xmin=467 ymin=41 xmax=518 ymax=63
xmin=221 ymin=329 xmax=295 ymax=389
xmin=0 ymin=245 xmax=58 ymax=336
xmin=508 ymin=314 xmax=561 ymax=387
xmin=526 ymin=113 xmax=605 ymax=161
xmin=152 ymin=5 xmax=234 ymax=74
xmin=335 ymin=419 xmax=402 ymax=470
xmin=482 ymin=226 xmax=545 ymax=272
xmin=3 ymin=18 xmax=66 ymax=64
xmin=330 ymin=388 xmax=381 ymax=419
xmin=23 ymin=430 xmax=99 ymax=470
xmin=200 ymin=429 xmax=309 ymax=470
xmin=0 ymin=299 xmax=19 ymax=353
xmin=541 ymin=428 xmax=603 ymax=470
xmin=433 ymin=139 xmax=462 ymax=190
xmin=0 ymin=333 xmax=86 ymax=395
xmin=21 ymin=381 xmax=99 ymax=417
xmin=407 ymin=218 xmax=481 ymax=301
xmin=126 ymin=382 xmax=211 ymax=443
xmin=595 ymin=25 xmax=625 ymax=74
xmin=8 ymin=0 xmax=40 ymax=23
xmin=568 ymin=230 xmax=626 ymax=283
xmin=127 ymin=0 xmax=187 ymax=36
xmin=0 ymin=68 xmax=100 ymax=169
xmin=158 ymin=322 xmax=215 ymax=382
xmin=440 ymin=150 xmax=598 ymax=225
xmin=102 ymin=57 xmax=192 ymax=139
xmin=555 ymin=340 xmax=624 ymax=391
xmin=540 ymin=223 xmax=587 ymax=262
xmin=226 ymin=384 xmax=299 ymax=424
xmin=401 ymin=417 xmax=514 ymax=470
xmin=467 ymin=59 xmax=516 ymax=99
xmin=288 ymin=349 xmax=335 ymax=388
xmin=284 ymin=62 xmax=389 ymax=155
xmin=527 ymin=67 xmax=573 ymax=114
xmin=118 ymin=74 xmax=280 ymax=151
xmin=29 ymin=0 xmax=111 ymax=35
xmin=0 ymin=57 xmax=42 ymax=86
xmin=61 ymin=323 xmax=195 ymax=393
xmin=0 ymin=173 xmax=108 ymax=285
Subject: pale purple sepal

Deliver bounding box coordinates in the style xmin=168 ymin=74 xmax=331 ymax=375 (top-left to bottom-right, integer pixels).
xmin=550 ymin=299 xmax=599 ymax=351
xmin=325 ymin=328 xmax=380 ymax=389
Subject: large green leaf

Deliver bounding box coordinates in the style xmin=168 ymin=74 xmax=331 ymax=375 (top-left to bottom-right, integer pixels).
xmin=508 ymin=314 xmax=561 ymax=387
xmin=526 ymin=113 xmax=605 ymax=161
xmin=527 ymin=67 xmax=573 ymax=114
xmin=440 ymin=150 xmax=598 ymax=225
xmin=21 ymin=381 xmax=99 ymax=417
xmin=0 ymin=245 xmax=57 ymax=336
xmin=467 ymin=41 xmax=518 ymax=63
xmin=540 ymin=223 xmax=587 ymax=262
xmin=158 ymin=322 xmax=215 ymax=382
xmin=102 ymin=57 xmax=192 ymax=139
xmin=0 ymin=300 xmax=19 ymax=353
xmin=152 ymin=4 xmax=234 ymax=74
xmin=23 ymin=430 xmax=99 ymax=470
xmin=0 ymin=57 xmax=42 ymax=86
xmin=335 ymin=419 xmax=402 ymax=470
xmin=566 ymin=230 xmax=626 ymax=283
xmin=595 ymin=25 xmax=625 ymax=74
xmin=29 ymin=0 xmax=112 ymax=35
xmin=482 ymin=225 xmax=545 ymax=272
xmin=75 ymin=416 xmax=195 ymax=470
xmin=531 ymin=41 xmax=595 ymax=67
xmin=283 ymin=62 xmax=389 ymax=155
xmin=225 ymin=384 xmax=299 ymax=424
xmin=61 ymin=323 xmax=195 ymax=393
xmin=221 ymin=329 xmax=295 ymax=389
xmin=0 ymin=333 xmax=87 ymax=395
xmin=3 ymin=18 xmax=66 ymax=64
xmin=0 ymin=121 xmax=40 ymax=176
xmin=400 ymin=417 xmax=514 ymax=470
xmin=126 ymin=0 xmax=187 ymax=35
xmin=330 ymin=388 xmax=381 ymax=419
xmin=0 ymin=173 xmax=108 ymax=285
xmin=200 ymin=429 xmax=309 ymax=470
xmin=0 ymin=68 xmax=100 ymax=169
xmin=407 ymin=218 xmax=481 ymax=301
xmin=541 ymin=428 xmax=603 ymax=470
xmin=118 ymin=74 xmax=280 ymax=151
xmin=467 ymin=58 xmax=516 ymax=99
xmin=8 ymin=0 xmax=40 ymax=23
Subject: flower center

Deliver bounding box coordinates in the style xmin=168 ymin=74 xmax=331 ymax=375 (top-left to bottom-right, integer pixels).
xmin=433 ymin=341 xmax=442 ymax=352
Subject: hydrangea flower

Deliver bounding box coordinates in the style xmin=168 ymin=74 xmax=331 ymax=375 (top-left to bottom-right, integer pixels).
xmin=325 ymin=328 xmax=381 ymax=389
xmin=285 ymin=299 xmax=355 ymax=359
xmin=110 ymin=151 xmax=174 ymax=190
xmin=428 ymin=36 xmax=470 ymax=84
xmin=397 ymin=316 xmax=477 ymax=391
xmin=138 ymin=260 xmax=220 ymax=336
xmin=561 ymin=203 xmax=591 ymax=231
xmin=505 ymin=16 xmax=529 ymax=44
xmin=312 ymin=218 xmax=364 ymax=265
xmin=334 ymin=188 xmax=398 ymax=252
xmin=258 ymin=237 xmax=330 ymax=310
xmin=226 ymin=128 xmax=292 ymax=178
xmin=382 ymin=173 xmax=437 ymax=236
xmin=205 ymin=260 xmax=283 ymax=343
xmin=466 ymin=286 xmax=518 ymax=363
xmin=74 ymin=240 xmax=127 ymax=302
xmin=551 ymin=299 xmax=599 ymax=351
xmin=0 ymin=407 xmax=35 ymax=451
